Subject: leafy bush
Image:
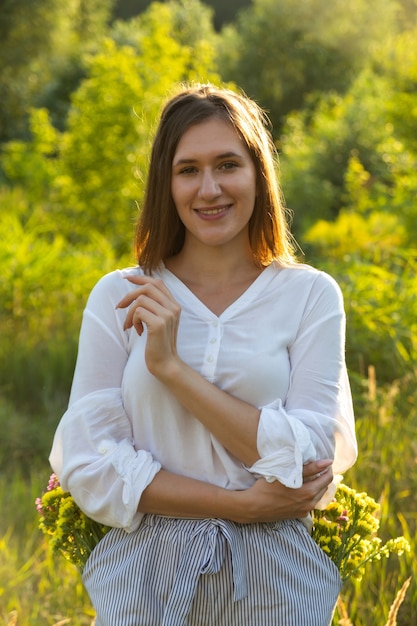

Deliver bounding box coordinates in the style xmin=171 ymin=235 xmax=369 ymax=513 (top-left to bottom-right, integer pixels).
xmin=0 ymin=194 xmax=122 ymax=411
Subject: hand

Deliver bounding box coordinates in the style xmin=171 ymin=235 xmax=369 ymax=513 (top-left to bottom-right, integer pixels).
xmin=302 ymin=459 xmax=333 ymax=483
xmin=116 ymin=275 xmax=182 ymax=377
xmin=234 ymin=461 xmax=333 ymax=523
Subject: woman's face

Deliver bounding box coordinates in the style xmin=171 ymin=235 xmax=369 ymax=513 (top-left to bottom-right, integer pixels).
xmin=171 ymin=118 xmax=257 ymax=252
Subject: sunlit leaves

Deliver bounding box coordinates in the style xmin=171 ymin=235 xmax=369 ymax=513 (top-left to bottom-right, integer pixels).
xmin=219 ymin=0 xmax=399 ymax=130
xmin=2 ymin=1 xmax=221 ymax=254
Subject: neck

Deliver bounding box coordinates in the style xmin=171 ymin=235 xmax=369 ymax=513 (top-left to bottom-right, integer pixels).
xmin=165 ymin=242 xmax=260 ymax=289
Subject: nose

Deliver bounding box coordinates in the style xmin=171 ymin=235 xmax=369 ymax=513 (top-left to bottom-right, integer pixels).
xmin=198 ymin=169 xmax=221 ymax=200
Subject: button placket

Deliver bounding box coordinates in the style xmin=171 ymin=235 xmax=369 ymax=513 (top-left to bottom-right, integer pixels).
xmin=201 ymin=319 xmax=222 ymax=380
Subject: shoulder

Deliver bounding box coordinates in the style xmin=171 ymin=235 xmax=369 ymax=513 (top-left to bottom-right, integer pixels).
xmin=85 ymin=266 xmax=144 ymax=308
xmin=276 ymin=261 xmax=341 ymax=289
xmin=273 ymin=261 xmax=345 ymax=309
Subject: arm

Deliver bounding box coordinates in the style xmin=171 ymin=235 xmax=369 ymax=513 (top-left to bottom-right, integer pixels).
xmin=248 ymin=273 xmax=357 ymax=494
xmin=152 ymin=358 xmax=261 ymax=466
xmin=119 ymin=272 xmax=357 ymax=487
xmin=51 ymin=270 xmax=344 ymax=529
xmin=138 ymin=461 xmax=334 ymax=523
xmin=50 ymin=387 xmax=162 ymax=531
xmin=51 ymin=383 xmax=332 ymax=527
xmin=50 ymin=271 xmax=161 ymax=531
xmin=118 ymin=274 xmax=261 ymax=465
xmin=50 ymin=270 xmax=327 ymax=530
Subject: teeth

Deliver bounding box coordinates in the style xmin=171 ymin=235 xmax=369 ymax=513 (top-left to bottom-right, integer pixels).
xmin=198 ymin=207 xmax=227 ymax=215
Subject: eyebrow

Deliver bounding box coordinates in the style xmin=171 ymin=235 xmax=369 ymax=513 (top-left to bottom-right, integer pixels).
xmin=172 ymin=151 xmax=245 ymax=167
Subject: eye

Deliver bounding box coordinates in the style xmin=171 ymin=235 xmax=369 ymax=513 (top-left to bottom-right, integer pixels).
xmin=177 ymin=166 xmax=198 ymax=175
xmin=219 ymin=161 xmax=238 ymax=171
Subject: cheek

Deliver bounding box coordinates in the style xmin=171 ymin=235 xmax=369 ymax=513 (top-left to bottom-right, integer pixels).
xmin=171 ymin=180 xmax=192 ymax=206
xmin=171 ymin=185 xmax=183 ymax=213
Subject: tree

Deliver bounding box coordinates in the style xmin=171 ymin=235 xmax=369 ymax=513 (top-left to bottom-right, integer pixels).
xmin=278 ymin=30 xmax=417 ymax=238
xmin=218 ymin=0 xmax=399 ymax=131
xmin=276 ymin=31 xmax=417 ymax=383
xmin=112 ymin=0 xmax=251 ymax=30
xmin=0 ymin=0 xmax=60 ymax=142
xmin=0 ymin=0 xmax=115 ymax=143
xmin=1 ymin=0 xmax=222 ymax=254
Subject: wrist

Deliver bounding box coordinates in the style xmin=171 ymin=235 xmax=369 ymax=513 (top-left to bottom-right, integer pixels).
xmin=148 ymin=355 xmax=184 ymax=383
xmin=220 ymin=488 xmax=253 ymax=524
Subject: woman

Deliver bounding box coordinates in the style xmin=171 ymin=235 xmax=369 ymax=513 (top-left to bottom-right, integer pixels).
xmin=50 ymin=84 xmax=357 ymax=625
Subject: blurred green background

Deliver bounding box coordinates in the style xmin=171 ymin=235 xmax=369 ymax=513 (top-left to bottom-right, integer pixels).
xmin=1 ymin=1 xmax=416 ymax=624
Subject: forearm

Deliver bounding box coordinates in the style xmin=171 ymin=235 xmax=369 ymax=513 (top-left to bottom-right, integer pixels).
xmin=155 ymin=359 xmax=261 ymax=466
xmin=138 ymin=462 xmax=334 ymax=524
xmin=138 ymin=469 xmax=242 ymax=520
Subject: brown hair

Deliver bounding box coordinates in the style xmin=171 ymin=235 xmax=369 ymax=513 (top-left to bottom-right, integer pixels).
xmin=134 ymin=84 xmax=295 ymax=271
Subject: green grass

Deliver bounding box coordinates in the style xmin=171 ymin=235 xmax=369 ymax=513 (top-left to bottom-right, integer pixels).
xmin=333 ymin=372 xmax=417 ymax=624
xmin=1 ymin=372 xmax=416 ymax=625
xmin=0 ymin=469 xmax=95 ymax=625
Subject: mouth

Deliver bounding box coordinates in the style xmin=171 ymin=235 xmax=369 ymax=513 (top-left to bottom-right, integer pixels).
xmin=194 ymin=204 xmax=232 ymax=217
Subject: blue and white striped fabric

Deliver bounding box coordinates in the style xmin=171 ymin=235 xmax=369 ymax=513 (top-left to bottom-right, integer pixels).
xmin=83 ymin=516 xmax=341 ymax=625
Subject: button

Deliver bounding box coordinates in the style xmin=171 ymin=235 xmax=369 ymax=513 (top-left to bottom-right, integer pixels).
xmin=212 ymin=320 xmax=218 ymax=327
xmin=210 ymin=338 xmax=217 ymax=344
xmin=207 ymin=355 xmax=214 ymax=363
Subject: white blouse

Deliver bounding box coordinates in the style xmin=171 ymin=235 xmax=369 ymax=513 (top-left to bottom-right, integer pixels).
xmin=50 ymin=262 xmax=357 ymax=531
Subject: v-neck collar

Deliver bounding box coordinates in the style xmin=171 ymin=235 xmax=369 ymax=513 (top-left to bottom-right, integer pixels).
xmin=159 ymin=262 xmax=279 ymax=321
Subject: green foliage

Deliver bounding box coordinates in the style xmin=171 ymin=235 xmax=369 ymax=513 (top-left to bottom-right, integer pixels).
xmin=2 ymin=109 xmax=60 ymax=202
xmin=0 ymin=4 xmax=417 ymax=621
xmin=2 ymin=1 xmax=221 ymax=254
xmin=281 ymin=67 xmax=417 ymax=243
xmin=313 ymin=484 xmax=409 ymax=582
xmin=281 ymin=70 xmax=396 ymax=231
xmin=0 ymin=470 xmax=94 ymax=625
xmin=337 ymin=374 xmax=417 ymax=624
xmin=302 ymin=209 xmax=416 ymax=382
xmin=0 ymin=190 xmax=121 ymax=411
xmin=219 ymin=0 xmax=399 ymax=130
xmin=0 ymin=0 xmax=115 ymax=143
xmin=1 ymin=377 xmax=417 ymax=624
xmin=0 ymin=390 xmax=65 ymax=475
xmin=377 ymin=27 xmax=417 ymax=161
xmin=277 ymin=32 xmax=417 ymax=383
xmin=112 ymin=0 xmax=251 ymax=30
xmin=0 ymin=0 xmax=61 ymax=141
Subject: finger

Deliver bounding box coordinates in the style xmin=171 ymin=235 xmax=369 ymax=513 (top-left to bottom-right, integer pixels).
xmin=117 ymin=276 xmax=173 ymax=310
xmin=119 ymin=282 xmax=177 ymax=330
xmin=303 ymin=466 xmax=333 ymax=484
xmin=124 ymin=292 xmax=180 ymax=333
xmin=311 ymin=487 xmax=330 ymax=510
xmin=123 ymin=295 xmax=158 ymax=332
xmin=125 ymin=274 xmax=173 ymax=298
xmin=302 ymin=459 xmax=332 ymax=480
xmin=116 ymin=290 xmax=142 ymax=310
xmin=303 ymin=474 xmax=334 ymax=512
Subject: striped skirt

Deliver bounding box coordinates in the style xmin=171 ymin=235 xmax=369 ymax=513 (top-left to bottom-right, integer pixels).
xmin=82 ymin=516 xmax=341 ymax=626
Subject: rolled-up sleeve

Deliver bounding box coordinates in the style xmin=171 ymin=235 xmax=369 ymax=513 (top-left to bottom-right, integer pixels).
xmin=50 ymin=388 xmax=161 ymax=531
xmin=49 ymin=270 xmax=161 ymax=531
xmin=247 ymin=272 xmax=357 ymax=505
xmin=50 ymin=389 xmax=160 ymax=532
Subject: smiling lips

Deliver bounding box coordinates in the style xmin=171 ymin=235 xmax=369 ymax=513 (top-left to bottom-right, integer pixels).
xmin=194 ymin=205 xmax=232 ymax=217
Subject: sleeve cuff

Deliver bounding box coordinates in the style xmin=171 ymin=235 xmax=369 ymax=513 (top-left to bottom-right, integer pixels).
xmin=98 ymin=437 xmax=161 ymax=531
xmin=246 ymin=399 xmax=317 ymax=488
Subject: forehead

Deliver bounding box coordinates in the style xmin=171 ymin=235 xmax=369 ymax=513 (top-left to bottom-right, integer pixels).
xmin=173 ymin=118 xmax=249 ymax=160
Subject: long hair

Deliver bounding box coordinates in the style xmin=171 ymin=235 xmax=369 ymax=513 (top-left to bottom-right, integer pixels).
xmin=134 ymin=84 xmax=295 ymax=271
